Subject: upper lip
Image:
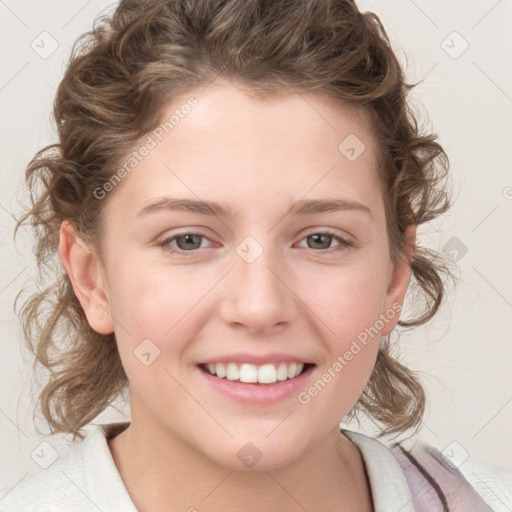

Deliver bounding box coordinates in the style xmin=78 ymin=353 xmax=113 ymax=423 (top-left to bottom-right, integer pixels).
xmin=199 ymin=352 xmax=314 ymax=365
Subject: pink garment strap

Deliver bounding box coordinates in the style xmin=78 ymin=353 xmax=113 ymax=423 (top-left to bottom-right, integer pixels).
xmin=391 ymin=441 xmax=491 ymax=511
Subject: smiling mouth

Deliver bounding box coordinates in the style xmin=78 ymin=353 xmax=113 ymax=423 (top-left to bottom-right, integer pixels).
xmin=198 ymin=362 xmax=313 ymax=385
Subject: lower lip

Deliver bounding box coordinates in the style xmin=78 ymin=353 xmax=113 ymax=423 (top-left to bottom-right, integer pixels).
xmin=196 ymin=365 xmax=315 ymax=405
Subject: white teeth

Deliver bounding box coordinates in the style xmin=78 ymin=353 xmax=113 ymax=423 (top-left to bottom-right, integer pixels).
xmin=203 ymin=361 xmax=307 ymax=384
xmin=226 ymin=362 xmax=239 ymax=381
xmin=239 ymin=364 xmax=258 ymax=383
xmin=258 ymin=363 xmax=277 ymax=384
xmin=276 ymin=363 xmax=288 ymax=381
xmin=287 ymin=363 xmax=297 ymax=379
xmin=216 ymin=363 xmax=227 ymax=378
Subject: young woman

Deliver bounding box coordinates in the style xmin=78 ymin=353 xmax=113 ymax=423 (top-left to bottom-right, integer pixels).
xmin=3 ymin=0 xmax=511 ymax=510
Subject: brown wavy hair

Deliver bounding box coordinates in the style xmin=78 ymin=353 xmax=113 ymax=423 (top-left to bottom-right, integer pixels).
xmin=14 ymin=0 xmax=452 ymax=440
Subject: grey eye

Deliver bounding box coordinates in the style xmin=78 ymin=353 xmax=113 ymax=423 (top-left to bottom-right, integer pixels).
xmin=306 ymin=233 xmax=335 ymax=250
xmin=175 ymin=234 xmax=204 ymax=251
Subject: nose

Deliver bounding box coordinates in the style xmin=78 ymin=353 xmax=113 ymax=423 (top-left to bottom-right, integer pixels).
xmin=220 ymin=245 xmax=298 ymax=335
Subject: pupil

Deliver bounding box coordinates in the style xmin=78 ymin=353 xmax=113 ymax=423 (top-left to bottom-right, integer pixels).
xmin=178 ymin=234 xmax=201 ymax=250
xmin=309 ymin=234 xmax=331 ymax=249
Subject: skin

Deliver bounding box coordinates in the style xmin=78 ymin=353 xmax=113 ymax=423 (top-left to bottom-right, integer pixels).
xmin=59 ymin=79 xmax=415 ymax=511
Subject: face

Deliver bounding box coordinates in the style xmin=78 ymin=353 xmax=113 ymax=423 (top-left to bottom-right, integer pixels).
xmin=70 ymin=79 xmax=412 ymax=470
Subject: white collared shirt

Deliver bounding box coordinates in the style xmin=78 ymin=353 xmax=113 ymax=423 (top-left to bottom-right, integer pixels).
xmin=1 ymin=423 xmax=510 ymax=511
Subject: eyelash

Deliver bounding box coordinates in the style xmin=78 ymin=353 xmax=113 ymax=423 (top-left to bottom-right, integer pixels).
xmin=157 ymin=229 xmax=353 ymax=256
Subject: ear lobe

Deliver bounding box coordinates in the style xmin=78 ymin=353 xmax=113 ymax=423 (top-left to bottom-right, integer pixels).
xmin=59 ymin=220 xmax=114 ymax=335
xmin=381 ymin=225 xmax=417 ymax=336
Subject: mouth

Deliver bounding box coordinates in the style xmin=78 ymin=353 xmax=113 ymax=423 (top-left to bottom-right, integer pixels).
xmin=198 ymin=361 xmax=314 ymax=385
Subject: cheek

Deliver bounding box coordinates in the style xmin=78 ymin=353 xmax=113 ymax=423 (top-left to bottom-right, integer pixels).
xmin=107 ymin=260 xmax=215 ymax=366
xmin=108 ymin=268 xmax=192 ymax=402
xmin=296 ymin=266 xmax=386 ymax=418
xmin=296 ymin=258 xmax=389 ymax=400
xmin=301 ymin=260 xmax=390 ymax=341
xmin=109 ymin=256 xmax=205 ymax=327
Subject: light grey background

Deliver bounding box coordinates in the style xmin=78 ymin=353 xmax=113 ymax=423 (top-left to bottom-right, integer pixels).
xmin=1 ymin=0 xmax=511 ymax=489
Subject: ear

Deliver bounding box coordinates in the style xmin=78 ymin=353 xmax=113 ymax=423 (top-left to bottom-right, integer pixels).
xmin=59 ymin=220 xmax=114 ymax=335
xmin=381 ymin=225 xmax=416 ymax=336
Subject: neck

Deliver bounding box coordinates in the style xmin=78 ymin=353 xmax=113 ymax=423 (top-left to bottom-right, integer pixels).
xmin=108 ymin=408 xmax=373 ymax=512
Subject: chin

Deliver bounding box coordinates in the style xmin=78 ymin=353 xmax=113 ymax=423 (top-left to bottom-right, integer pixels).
xmin=198 ymin=431 xmax=311 ymax=472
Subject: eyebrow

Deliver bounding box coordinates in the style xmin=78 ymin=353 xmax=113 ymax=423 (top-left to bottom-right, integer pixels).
xmin=136 ymin=197 xmax=373 ymax=219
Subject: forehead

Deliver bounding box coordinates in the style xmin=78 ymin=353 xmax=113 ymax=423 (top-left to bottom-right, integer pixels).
xmin=156 ymin=79 xmax=376 ymax=161
xmin=106 ymin=80 xmax=383 ymax=221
